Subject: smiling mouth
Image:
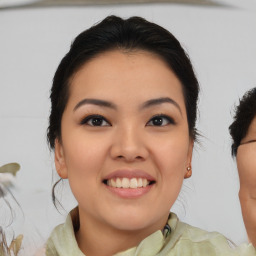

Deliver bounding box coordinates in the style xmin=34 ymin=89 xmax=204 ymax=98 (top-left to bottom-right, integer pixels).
xmin=103 ymin=177 xmax=155 ymax=189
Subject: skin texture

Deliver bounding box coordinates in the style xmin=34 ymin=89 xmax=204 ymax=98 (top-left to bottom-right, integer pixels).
xmin=237 ymin=116 xmax=256 ymax=247
xmin=55 ymin=50 xmax=193 ymax=256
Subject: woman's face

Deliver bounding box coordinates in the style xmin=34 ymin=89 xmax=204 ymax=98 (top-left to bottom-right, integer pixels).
xmin=55 ymin=50 xmax=193 ymax=234
xmin=237 ymin=115 xmax=256 ymax=239
xmin=237 ymin=116 xmax=256 ymax=191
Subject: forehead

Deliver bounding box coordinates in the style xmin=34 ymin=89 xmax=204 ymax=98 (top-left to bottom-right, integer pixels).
xmin=69 ymin=50 xmax=185 ymax=108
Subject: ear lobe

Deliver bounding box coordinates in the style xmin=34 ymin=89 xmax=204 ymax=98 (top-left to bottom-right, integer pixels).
xmin=54 ymin=139 xmax=68 ymax=179
xmin=184 ymin=166 xmax=192 ymax=179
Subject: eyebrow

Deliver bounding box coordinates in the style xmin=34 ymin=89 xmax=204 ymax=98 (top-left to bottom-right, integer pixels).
xmin=73 ymin=99 xmax=117 ymax=111
xmin=73 ymin=97 xmax=182 ymax=114
xmin=141 ymin=97 xmax=182 ymax=114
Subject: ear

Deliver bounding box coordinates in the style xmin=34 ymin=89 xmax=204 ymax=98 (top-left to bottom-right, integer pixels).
xmin=184 ymin=139 xmax=194 ymax=179
xmin=54 ymin=139 xmax=68 ymax=179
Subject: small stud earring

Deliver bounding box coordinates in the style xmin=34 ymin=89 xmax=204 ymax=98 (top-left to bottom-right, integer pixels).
xmin=185 ymin=166 xmax=192 ymax=178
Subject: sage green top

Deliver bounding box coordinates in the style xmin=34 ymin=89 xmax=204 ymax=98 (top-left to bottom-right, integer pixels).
xmin=46 ymin=208 xmax=255 ymax=256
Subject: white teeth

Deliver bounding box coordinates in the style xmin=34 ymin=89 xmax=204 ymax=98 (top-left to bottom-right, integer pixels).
xmin=116 ymin=178 xmax=122 ymax=188
xmin=106 ymin=177 xmax=151 ymax=189
xmin=138 ymin=178 xmax=142 ymax=187
xmin=122 ymin=178 xmax=130 ymax=188
xmin=130 ymin=178 xmax=137 ymax=188
xmin=142 ymin=179 xmax=147 ymax=187
xmin=111 ymin=179 xmax=116 ymax=187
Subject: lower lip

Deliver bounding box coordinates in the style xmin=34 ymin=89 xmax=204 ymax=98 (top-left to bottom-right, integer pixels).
xmin=104 ymin=184 xmax=153 ymax=199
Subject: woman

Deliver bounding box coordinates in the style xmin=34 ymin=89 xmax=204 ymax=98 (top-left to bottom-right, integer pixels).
xmin=229 ymin=87 xmax=256 ymax=247
xmin=45 ymin=16 xmax=255 ymax=255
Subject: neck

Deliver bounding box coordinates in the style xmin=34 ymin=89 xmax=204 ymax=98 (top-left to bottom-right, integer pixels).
xmin=75 ymin=209 xmax=168 ymax=256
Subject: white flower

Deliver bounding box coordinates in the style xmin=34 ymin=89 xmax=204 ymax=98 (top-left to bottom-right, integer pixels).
xmin=0 ymin=173 xmax=15 ymax=186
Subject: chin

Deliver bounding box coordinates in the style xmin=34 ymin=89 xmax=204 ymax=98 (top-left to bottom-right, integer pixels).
xmin=106 ymin=209 xmax=158 ymax=232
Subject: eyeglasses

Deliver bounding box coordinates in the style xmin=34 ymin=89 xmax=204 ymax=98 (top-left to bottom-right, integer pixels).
xmin=240 ymin=139 xmax=256 ymax=146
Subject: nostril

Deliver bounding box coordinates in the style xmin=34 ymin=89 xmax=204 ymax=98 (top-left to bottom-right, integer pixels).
xmin=116 ymin=155 xmax=144 ymax=162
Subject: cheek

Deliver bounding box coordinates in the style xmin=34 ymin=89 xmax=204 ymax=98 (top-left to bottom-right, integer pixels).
xmin=237 ymin=149 xmax=255 ymax=174
xmin=63 ymin=135 xmax=108 ymax=181
xmin=150 ymin=135 xmax=190 ymax=203
xmin=62 ymin=137 xmax=109 ymax=206
xmin=237 ymin=147 xmax=256 ymax=190
xmin=153 ymin=135 xmax=189 ymax=172
xmin=157 ymin=142 xmax=188 ymax=207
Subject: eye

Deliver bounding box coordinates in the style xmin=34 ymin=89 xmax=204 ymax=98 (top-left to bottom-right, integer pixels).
xmin=146 ymin=115 xmax=175 ymax=126
xmin=80 ymin=115 xmax=110 ymax=127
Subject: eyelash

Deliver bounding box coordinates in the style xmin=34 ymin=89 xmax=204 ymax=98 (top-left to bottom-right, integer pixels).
xmin=146 ymin=114 xmax=175 ymax=127
xmin=80 ymin=114 xmax=175 ymax=127
xmin=80 ymin=114 xmax=111 ymax=127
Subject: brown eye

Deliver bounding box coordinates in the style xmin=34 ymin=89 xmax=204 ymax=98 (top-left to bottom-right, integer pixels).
xmin=146 ymin=115 xmax=175 ymax=126
xmin=81 ymin=115 xmax=110 ymax=127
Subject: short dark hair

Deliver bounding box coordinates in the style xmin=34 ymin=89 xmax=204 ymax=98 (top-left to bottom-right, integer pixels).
xmin=47 ymin=15 xmax=200 ymax=150
xmin=229 ymin=87 xmax=256 ymax=156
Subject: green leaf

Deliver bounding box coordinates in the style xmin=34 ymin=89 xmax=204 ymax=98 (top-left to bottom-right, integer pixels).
xmin=0 ymin=163 xmax=20 ymax=176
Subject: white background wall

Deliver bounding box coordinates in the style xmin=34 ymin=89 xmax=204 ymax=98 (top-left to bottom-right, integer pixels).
xmin=0 ymin=1 xmax=256 ymax=254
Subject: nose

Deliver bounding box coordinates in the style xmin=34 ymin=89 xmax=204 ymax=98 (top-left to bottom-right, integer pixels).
xmin=110 ymin=125 xmax=149 ymax=162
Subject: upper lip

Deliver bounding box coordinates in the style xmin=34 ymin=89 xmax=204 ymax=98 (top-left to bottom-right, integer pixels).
xmin=103 ymin=169 xmax=155 ymax=181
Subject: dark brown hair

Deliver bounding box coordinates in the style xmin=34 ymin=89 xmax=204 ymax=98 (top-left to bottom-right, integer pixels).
xmin=229 ymin=87 xmax=256 ymax=156
xmin=47 ymin=15 xmax=199 ymax=150
xmin=47 ymin=15 xmax=200 ymax=208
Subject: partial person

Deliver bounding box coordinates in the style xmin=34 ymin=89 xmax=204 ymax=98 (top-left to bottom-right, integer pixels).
xmin=229 ymin=87 xmax=256 ymax=247
xmin=45 ymin=16 xmax=255 ymax=255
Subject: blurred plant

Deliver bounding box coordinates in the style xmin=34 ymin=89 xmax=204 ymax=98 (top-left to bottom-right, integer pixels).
xmin=0 ymin=163 xmax=23 ymax=256
xmin=0 ymin=163 xmax=20 ymax=185
xmin=0 ymin=230 xmax=23 ymax=256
